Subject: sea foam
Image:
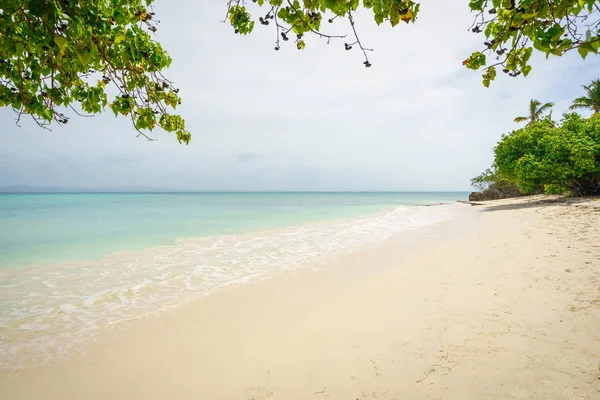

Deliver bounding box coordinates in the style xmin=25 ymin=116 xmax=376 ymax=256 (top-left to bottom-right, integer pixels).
xmin=0 ymin=203 xmax=461 ymax=369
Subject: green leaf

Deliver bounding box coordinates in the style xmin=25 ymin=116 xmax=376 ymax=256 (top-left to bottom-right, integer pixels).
xmin=374 ymin=12 xmax=384 ymax=24
xmin=469 ymin=0 xmax=486 ymax=11
xmin=15 ymin=43 xmax=24 ymax=56
xmin=521 ymin=47 xmax=533 ymax=63
xmin=54 ymin=35 xmax=68 ymax=55
xmin=463 ymin=52 xmax=486 ymax=70
xmin=578 ymin=45 xmax=590 ymax=59
xmin=522 ymin=12 xmax=538 ymax=19
xmin=325 ymin=0 xmax=337 ymax=9
xmin=114 ymin=32 xmax=125 ymax=44
xmin=77 ymin=51 xmax=92 ymax=65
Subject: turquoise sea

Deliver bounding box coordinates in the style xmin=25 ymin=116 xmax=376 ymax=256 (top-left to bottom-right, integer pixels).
xmin=0 ymin=192 xmax=468 ymax=369
xmin=0 ymin=192 xmax=468 ymax=268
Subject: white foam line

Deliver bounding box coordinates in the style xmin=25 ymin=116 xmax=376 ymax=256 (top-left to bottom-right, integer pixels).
xmin=0 ymin=203 xmax=462 ymax=370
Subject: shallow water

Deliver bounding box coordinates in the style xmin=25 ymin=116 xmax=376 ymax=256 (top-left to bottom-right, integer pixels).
xmin=0 ymin=192 xmax=467 ymax=369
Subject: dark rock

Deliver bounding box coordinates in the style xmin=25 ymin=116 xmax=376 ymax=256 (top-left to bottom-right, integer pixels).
xmin=469 ymin=184 xmax=524 ymax=201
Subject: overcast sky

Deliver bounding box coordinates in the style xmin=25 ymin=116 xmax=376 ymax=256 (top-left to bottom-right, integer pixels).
xmin=1 ymin=1 xmax=598 ymax=191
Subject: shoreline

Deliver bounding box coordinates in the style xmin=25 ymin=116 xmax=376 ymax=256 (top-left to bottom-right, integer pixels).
xmin=1 ymin=196 xmax=599 ymax=399
xmin=0 ymin=201 xmax=461 ymax=273
xmin=0 ymin=202 xmax=466 ymax=371
xmin=0 ymin=192 xmax=468 ymax=271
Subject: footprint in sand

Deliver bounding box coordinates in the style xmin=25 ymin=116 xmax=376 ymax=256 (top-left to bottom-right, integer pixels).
xmin=313 ymin=387 xmax=328 ymax=396
xmin=246 ymin=386 xmax=274 ymax=399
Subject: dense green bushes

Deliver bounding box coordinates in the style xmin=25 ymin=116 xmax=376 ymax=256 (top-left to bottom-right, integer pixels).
xmin=472 ymin=78 xmax=600 ymax=198
xmin=491 ymin=114 xmax=600 ymax=196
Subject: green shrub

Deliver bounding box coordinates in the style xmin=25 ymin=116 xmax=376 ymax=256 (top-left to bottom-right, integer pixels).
xmin=494 ymin=113 xmax=600 ymax=196
xmin=544 ymin=184 xmax=570 ymax=195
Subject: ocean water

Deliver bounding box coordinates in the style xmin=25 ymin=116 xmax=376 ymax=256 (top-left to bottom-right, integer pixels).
xmin=0 ymin=192 xmax=467 ymax=369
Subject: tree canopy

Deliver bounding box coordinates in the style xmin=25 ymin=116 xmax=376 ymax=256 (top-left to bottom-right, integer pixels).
xmin=1 ymin=1 xmax=599 ymax=141
xmin=494 ymin=113 xmax=600 ymax=196
xmin=470 ymin=167 xmax=515 ymax=191
xmin=1 ymin=0 xmax=190 ymax=143
xmin=228 ymin=0 xmax=600 ymax=87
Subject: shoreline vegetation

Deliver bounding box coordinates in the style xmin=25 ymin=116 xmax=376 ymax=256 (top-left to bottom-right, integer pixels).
xmin=470 ymin=79 xmax=600 ymax=201
xmin=1 ymin=195 xmax=599 ymax=399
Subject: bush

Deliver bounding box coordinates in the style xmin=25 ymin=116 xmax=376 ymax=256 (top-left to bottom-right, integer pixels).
xmin=544 ymin=184 xmax=570 ymax=195
xmin=494 ymin=113 xmax=600 ymax=196
xmin=470 ymin=167 xmax=516 ymax=191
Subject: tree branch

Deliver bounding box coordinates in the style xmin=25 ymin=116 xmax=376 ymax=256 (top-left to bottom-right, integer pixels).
xmin=347 ymin=9 xmax=372 ymax=66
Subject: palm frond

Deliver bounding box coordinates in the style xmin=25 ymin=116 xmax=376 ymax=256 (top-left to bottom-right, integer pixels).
xmin=537 ymin=102 xmax=554 ymax=116
xmin=569 ymin=104 xmax=592 ymax=111
xmin=589 ymin=80 xmax=600 ymax=100
xmin=514 ymin=116 xmax=529 ymax=123
xmin=569 ymin=97 xmax=593 ymax=110
xmin=585 ymin=80 xmax=600 ymax=97
xmin=574 ymin=80 xmax=600 ymax=114
xmin=529 ymin=99 xmax=540 ymax=113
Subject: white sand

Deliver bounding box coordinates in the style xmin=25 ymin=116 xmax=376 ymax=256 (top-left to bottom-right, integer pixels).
xmin=1 ymin=196 xmax=599 ymax=399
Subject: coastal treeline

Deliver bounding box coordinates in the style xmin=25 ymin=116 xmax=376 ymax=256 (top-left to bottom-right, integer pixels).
xmin=472 ymin=79 xmax=600 ymax=197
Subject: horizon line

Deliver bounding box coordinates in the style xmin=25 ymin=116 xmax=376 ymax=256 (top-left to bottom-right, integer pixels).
xmin=0 ymin=186 xmax=472 ymax=194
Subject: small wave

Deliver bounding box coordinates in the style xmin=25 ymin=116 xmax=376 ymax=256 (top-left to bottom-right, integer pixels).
xmin=0 ymin=204 xmax=461 ymax=369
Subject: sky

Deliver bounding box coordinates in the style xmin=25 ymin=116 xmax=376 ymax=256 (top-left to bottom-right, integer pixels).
xmin=1 ymin=1 xmax=599 ymax=192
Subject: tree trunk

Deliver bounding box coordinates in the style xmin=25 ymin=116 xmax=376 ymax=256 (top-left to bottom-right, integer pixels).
xmin=571 ymin=176 xmax=600 ymax=196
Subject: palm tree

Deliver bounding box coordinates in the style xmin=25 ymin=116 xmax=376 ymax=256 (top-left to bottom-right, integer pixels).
xmin=544 ymin=111 xmax=556 ymax=127
xmin=569 ymin=79 xmax=600 ymax=114
xmin=514 ymin=99 xmax=554 ymax=124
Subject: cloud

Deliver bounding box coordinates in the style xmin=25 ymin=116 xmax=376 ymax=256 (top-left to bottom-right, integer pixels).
xmin=1 ymin=1 xmax=599 ymax=191
xmin=237 ymin=152 xmax=263 ymax=162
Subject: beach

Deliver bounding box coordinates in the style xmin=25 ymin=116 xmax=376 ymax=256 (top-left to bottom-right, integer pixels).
xmin=1 ymin=195 xmax=599 ymax=399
